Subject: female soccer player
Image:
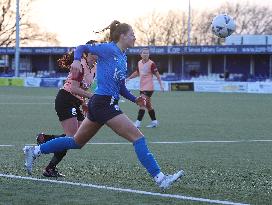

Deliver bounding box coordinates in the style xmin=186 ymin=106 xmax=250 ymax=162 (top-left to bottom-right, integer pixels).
xmin=126 ymin=48 xmax=164 ymax=128
xmin=23 ymin=20 xmax=184 ymax=189
xmin=36 ymin=48 xmax=97 ymax=177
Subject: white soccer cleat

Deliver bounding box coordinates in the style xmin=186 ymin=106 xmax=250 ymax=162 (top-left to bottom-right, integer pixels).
xmin=158 ymin=170 xmax=185 ymax=189
xmin=134 ymin=120 xmax=141 ymax=128
xmin=23 ymin=146 xmax=36 ymax=175
xmin=146 ymin=120 xmax=158 ymax=128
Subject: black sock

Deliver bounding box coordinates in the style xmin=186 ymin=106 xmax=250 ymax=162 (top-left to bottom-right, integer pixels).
xmin=137 ymin=109 xmax=145 ymax=121
xmin=43 ymin=134 xmax=66 ymax=143
xmin=46 ymin=150 xmax=67 ymax=170
xmin=148 ymin=109 xmax=156 ymax=121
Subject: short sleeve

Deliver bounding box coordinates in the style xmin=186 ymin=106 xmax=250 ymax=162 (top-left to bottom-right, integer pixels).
xmin=151 ymin=62 xmax=158 ymax=74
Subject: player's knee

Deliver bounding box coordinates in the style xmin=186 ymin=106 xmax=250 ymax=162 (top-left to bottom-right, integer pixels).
xmin=73 ymin=138 xmax=85 ymax=149
xmin=146 ymin=103 xmax=153 ymax=110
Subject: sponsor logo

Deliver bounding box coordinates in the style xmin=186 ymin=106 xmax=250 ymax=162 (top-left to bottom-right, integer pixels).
xmin=71 ymin=108 xmax=77 ymax=116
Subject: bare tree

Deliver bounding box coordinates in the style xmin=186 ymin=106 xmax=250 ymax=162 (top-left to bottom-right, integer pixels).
xmin=134 ymin=11 xmax=164 ymax=45
xmin=133 ymin=2 xmax=272 ymax=46
xmin=0 ymin=0 xmax=59 ymax=46
xmin=217 ymin=2 xmax=272 ymax=35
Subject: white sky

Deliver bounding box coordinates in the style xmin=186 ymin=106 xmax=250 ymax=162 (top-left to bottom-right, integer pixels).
xmin=29 ymin=0 xmax=272 ymax=46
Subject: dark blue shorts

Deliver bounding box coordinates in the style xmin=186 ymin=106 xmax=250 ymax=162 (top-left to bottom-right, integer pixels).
xmin=87 ymin=94 xmax=123 ymax=125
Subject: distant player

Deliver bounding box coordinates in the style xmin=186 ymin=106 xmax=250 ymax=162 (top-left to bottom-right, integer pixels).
xmin=126 ymin=48 xmax=164 ymax=128
xmin=36 ymin=44 xmax=96 ymax=177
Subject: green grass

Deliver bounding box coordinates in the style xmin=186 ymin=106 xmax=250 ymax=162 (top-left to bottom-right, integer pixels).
xmin=0 ymin=87 xmax=272 ymax=204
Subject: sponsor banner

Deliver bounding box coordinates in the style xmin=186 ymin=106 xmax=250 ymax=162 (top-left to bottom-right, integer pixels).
xmin=194 ymin=81 xmax=248 ymax=93
xmin=248 ymin=82 xmax=272 ymax=93
xmin=10 ymin=78 xmax=24 ymax=86
xmin=221 ymin=82 xmax=248 ymax=93
xmin=0 ymin=78 xmax=24 ymax=86
xmin=0 ymin=78 xmax=9 ymax=86
xmin=24 ymin=77 xmax=41 ymax=87
xmin=170 ymin=82 xmax=194 ymax=91
xmin=127 ymin=45 xmax=272 ymax=55
xmin=1 ymin=45 xmax=271 ymax=55
xmin=194 ymin=81 xmax=223 ymax=92
xmin=40 ymin=78 xmax=63 ymax=88
xmin=126 ymin=79 xmax=141 ymax=90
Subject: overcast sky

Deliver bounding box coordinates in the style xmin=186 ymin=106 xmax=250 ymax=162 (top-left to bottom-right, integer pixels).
xmin=29 ymin=0 xmax=272 ymax=46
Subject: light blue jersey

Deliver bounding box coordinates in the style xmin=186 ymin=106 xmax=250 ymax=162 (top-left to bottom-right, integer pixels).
xmin=74 ymin=42 xmax=127 ymax=100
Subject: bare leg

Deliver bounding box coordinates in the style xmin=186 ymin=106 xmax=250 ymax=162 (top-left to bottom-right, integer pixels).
xmin=106 ymin=114 xmax=143 ymax=142
xmin=74 ymin=117 xmax=102 ymax=146
xmin=60 ymin=117 xmax=79 ymax=136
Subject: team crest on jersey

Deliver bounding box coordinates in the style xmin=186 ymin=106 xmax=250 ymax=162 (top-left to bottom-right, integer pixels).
xmin=114 ymin=105 xmax=120 ymax=111
xmin=71 ymin=108 xmax=77 ymax=116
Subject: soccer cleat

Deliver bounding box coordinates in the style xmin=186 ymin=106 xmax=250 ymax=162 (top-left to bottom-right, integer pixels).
xmin=43 ymin=168 xmax=65 ymax=178
xmin=146 ymin=120 xmax=159 ymax=128
xmin=134 ymin=120 xmax=141 ymax=128
xmin=158 ymin=170 xmax=185 ymax=189
xmin=36 ymin=133 xmax=46 ymax=145
xmin=23 ymin=146 xmax=36 ymax=175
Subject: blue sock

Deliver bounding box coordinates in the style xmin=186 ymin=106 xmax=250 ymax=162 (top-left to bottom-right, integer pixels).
xmin=133 ymin=137 xmax=161 ymax=178
xmin=40 ymin=136 xmax=81 ymax=154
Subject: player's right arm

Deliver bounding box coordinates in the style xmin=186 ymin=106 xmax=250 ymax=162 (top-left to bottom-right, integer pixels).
xmin=70 ymin=79 xmax=93 ymax=99
xmin=126 ymin=69 xmax=139 ymax=82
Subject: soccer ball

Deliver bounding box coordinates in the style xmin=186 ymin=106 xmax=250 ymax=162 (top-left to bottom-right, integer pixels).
xmin=211 ymin=14 xmax=236 ymax=38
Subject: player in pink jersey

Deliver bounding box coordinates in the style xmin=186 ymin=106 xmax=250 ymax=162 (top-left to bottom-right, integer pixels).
xmin=127 ymin=48 xmax=164 ymax=128
xmin=36 ymin=42 xmax=97 ymax=177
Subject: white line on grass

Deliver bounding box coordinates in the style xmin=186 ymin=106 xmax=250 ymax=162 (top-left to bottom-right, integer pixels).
xmin=0 ymin=173 xmax=248 ymax=205
xmin=2 ymin=139 xmax=272 ymax=147
xmin=0 ymin=102 xmax=53 ymax=105
xmin=0 ymin=145 xmax=14 ymax=147
xmin=86 ymin=139 xmax=272 ymax=145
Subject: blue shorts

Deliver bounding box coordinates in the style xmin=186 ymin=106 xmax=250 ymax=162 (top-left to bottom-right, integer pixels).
xmin=87 ymin=94 xmax=123 ymax=125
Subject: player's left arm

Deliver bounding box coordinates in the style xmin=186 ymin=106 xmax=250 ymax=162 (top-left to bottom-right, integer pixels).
xmin=119 ymin=79 xmax=146 ymax=107
xmin=151 ymin=63 xmax=164 ymax=91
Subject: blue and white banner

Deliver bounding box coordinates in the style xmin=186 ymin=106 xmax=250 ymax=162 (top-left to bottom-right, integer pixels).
xmin=247 ymin=82 xmax=272 ymax=93
xmin=1 ymin=45 xmax=272 ymax=55
xmin=24 ymin=77 xmax=41 ymax=87
xmin=40 ymin=78 xmax=63 ymax=88
xmin=194 ymin=81 xmax=248 ymax=93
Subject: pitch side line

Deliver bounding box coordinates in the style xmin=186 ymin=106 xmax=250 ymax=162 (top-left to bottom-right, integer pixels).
xmin=87 ymin=139 xmax=272 ymax=145
xmin=0 ymin=102 xmax=53 ymax=105
xmin=1 ymin=139 xmax=272 ymax=147
xmin=0 ymin=174 xmax=248 ymax=205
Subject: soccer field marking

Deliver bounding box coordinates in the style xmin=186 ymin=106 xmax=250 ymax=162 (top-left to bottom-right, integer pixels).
xmin=0 ymin=145 xmax=14 ymax=147
xmin=0 ymin=102 xmax=53 ymax=105
xmin=0 ymin=173 xmax=248 ymax=205
xmin=2 ymin=139 xmax=272 ymax=147
xmin=86 ymin=139 xmax=272 ymax=145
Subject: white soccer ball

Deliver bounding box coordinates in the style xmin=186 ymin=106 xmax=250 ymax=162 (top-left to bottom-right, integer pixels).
xmin=211 ymin=14 xmax=236 ymax=38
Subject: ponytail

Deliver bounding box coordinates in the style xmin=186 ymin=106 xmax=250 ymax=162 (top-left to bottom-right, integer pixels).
xmin=95 ymin=20 xmax=131 ymax=43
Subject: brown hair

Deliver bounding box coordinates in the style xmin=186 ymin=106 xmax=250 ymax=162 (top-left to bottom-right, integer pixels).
xmin=57 ymin=40 xmax=97 ymax=70
xmin=95 ymin=20 xmax=131 ymax=43
xmin=57 ymin=51 xmax=74 ymax=70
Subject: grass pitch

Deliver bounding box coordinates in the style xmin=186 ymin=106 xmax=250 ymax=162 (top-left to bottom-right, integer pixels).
xmin=0 ymin=87 xmax=272 ymax=204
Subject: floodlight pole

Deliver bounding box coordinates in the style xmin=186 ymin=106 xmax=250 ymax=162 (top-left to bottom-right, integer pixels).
xmin=187 ymin=0 xmax=191 ymax=46
xmin=15 ymin=0 xmax=20 ymax=77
